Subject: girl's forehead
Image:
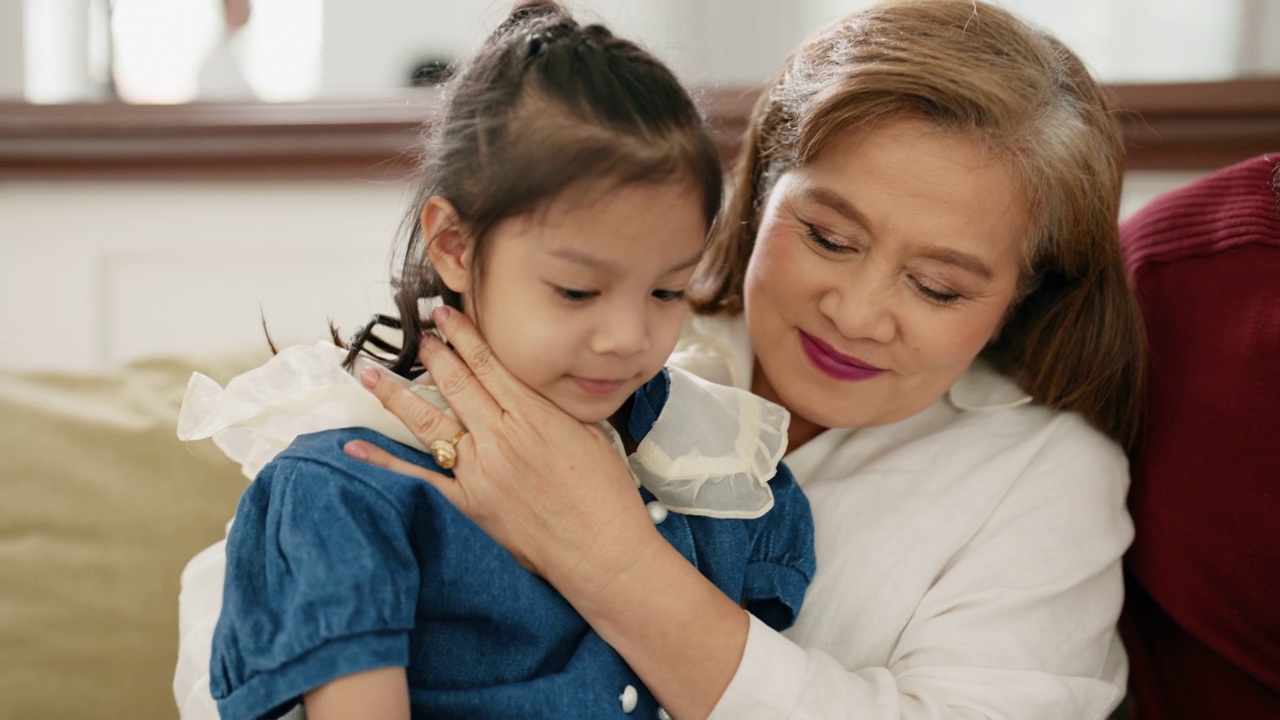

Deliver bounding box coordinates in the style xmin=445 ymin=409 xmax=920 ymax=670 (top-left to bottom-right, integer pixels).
xmin=485 ymin=181 xmax=709 ymax=269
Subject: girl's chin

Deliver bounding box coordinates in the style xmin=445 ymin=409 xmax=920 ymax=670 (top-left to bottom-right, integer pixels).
xmin=547 ymin=396 xmax=619 ymax=425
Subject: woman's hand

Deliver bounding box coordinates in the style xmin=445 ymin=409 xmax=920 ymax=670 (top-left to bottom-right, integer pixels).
xmin=343 ymin=305 xmax=654 ymax=582
xmin=347 ymin=305 xmax=750 ymax=718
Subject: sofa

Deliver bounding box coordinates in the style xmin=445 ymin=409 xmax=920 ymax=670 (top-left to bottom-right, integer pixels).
xmin=0 ymin=353 xmax=263 ymax=720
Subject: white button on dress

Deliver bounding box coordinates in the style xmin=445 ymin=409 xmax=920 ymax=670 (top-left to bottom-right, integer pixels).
xmin=646 ymin=500 xmax=668 ymax=524
xmin=619 ymin=684 xmax=638 ymax=713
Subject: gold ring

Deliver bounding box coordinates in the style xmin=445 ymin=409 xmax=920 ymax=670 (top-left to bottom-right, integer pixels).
xmin=429 ymin=430 xmax=467 ymax=470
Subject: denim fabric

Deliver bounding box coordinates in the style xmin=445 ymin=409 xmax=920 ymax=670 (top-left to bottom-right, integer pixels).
xmin=212 ymin=370 xmax=815 ymax=719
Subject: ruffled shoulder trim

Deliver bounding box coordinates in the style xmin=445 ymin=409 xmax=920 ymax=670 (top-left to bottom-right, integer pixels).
xmin=628 ymin=366 xmax=788 ymax=519
xmin=176 ymin=341 xmax=452 ymax=480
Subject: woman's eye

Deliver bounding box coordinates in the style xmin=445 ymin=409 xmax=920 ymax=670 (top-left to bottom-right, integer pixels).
xmin=912 ymin=279 xmax=962 ymax=305
xmin=555 ymin=287 xmax=598 ymax=302
xmin=652 ymin=289 xmax=686 ymax=302
xmin=805 ymin=225 xmax=853 ymax=253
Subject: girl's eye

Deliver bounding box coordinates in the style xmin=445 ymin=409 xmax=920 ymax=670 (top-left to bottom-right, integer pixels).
xmin=555 ymin=287 xmax=598 ymax=302
xmin=805 ymin=225 xmax=854 ymax=253
xmin=652 ymin=289 xmax=685 ymax=302
xmin=912 ymin=278 xmax=962 ymax=305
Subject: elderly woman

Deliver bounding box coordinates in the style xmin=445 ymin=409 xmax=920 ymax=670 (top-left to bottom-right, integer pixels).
xmin=179 ymin=1 xmax=1144 ymax=718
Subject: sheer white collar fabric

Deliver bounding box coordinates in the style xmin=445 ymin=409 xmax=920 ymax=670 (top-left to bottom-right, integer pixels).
xmin=177 ymin=340 xmax=786 ymax=519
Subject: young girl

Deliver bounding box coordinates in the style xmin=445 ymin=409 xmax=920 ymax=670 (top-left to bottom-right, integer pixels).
xmin=176 ymin=3 xmax=814 ymax=719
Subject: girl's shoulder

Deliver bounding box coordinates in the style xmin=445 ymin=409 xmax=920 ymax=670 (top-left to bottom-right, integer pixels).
xmin=179 ymin=341 xmax=455 ymax=480
xmin=237 ymin=427 xmax=453 ymax=535
xmin=627 ymin=366 xmax=786 ymax=520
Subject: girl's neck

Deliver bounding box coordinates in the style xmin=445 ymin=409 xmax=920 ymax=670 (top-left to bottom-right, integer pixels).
xmin=609 ymin=396 xmax=640 ymax=455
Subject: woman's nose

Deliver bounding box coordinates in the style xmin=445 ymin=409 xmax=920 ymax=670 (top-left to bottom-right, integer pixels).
xmin=819 ymin=273 xmax=897 ymax=344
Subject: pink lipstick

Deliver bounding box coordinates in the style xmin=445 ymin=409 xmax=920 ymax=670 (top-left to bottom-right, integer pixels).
xmin=799 ymin=331 xmax=885 ymax=381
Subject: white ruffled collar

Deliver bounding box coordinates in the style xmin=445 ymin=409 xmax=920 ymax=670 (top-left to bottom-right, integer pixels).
xmin=177 ymin=341 xmax=785 ymax=519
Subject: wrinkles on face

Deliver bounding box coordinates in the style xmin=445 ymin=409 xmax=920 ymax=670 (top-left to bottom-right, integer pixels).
xmin=744 ymin=119 xmax=1029 ymax=438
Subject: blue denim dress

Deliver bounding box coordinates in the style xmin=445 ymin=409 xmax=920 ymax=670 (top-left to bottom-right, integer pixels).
xmin=211 ymin=370 xmax=815 ymax=719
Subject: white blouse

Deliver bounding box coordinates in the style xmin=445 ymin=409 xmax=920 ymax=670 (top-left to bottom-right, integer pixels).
xmin=670 ymin=314 xmax=1133 ymax=720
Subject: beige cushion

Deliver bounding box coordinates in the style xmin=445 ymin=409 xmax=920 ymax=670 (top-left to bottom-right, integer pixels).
xmin=0 ymin=354 xmax=263 ymax=720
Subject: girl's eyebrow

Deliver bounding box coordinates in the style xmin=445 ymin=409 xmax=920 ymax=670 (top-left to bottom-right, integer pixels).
xmin=549 ymin=247 xmax=612 ymax=270
xmin=663 ymin=252 xmax=705 ymax=275
xmin=549 ymin=248 xmax=704 ymax=275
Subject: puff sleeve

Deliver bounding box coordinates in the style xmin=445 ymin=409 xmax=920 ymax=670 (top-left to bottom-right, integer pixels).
xmin=741 ymin=463 xmax=815 ymax=631
xmin=210 ymin=435 xmax=420 ymax=720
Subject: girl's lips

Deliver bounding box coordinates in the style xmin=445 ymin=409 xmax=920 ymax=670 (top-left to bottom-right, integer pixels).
xmin=799 ymin=331 xmax=886 ymax=381
xmin=570 ymin=376 xmax=628 ymax=395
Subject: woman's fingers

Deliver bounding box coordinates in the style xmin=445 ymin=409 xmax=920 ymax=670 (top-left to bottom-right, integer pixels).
xmin=358 ymin=365 xmax=463 ymax=444
xmin=428 ymin=306 xmax=535 ymax=412
xmin=343 ymin=439 xmax=467 ymax=509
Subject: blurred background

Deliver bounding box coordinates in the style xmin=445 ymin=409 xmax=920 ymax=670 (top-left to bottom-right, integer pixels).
xmin=1 ymin=0 xmax=1277 ymax=373
xmin=5 ymin=0 xmax=1279 ymax=103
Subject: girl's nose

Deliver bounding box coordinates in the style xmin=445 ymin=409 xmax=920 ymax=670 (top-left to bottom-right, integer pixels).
xmin=591 ymin=302 xmax=650 ymax=357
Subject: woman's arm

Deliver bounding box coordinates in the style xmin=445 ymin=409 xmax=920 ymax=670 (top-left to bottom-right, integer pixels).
xmin=710 ymin=415 xmax=1133 ymax=719
xmin=347 ymin=306 xmax=750 ymax=719
xmin=349 ymin=306 xmax=1132 ymax=719
xmin=304 ymin=667 xmax=409 ymax=720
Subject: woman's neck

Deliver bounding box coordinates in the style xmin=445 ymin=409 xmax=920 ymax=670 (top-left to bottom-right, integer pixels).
xmin=749 ymin=359 xmax=827 ymax=453
xmin=785 ymin=414 xmax=828 ymax=453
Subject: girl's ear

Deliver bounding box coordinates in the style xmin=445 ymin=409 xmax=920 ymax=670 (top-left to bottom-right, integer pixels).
xmin=422 ymin=197 xmax=472 ymax=294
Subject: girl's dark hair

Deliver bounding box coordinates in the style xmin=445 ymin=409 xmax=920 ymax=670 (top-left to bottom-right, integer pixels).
xmin=690 ymin=0 xmax=1145 ymax=450
xmin=343 ymin=0 xmax=722 ymax=378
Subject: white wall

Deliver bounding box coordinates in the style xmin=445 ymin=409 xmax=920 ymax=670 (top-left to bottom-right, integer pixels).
xmin=0 ymin=1 xmax=1253 ymax=371
xmin=0 ymin=170 xmax=1206 ymax=373
xmin=0 ymin=179 xmax=409 ymax=372
xmin=7 ymin=0 xmax=1278 ymax=103
xmin=0 ymin=0 xmax=22 ymax=98
xmin=317 ymin=0 xmax=1275 ymax=92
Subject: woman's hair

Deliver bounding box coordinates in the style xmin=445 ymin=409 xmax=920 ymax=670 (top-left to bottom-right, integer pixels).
xmin=348 ymin=0 xmax=722 ymax=378
xmin=690 ymin=0 xmax=1145 ymax=450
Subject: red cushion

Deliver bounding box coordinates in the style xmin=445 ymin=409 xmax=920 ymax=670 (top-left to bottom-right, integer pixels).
xmin=1119 ymin=154 xmax=1280 ymax=718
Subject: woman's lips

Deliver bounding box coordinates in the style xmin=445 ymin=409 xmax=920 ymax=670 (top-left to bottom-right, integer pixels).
xmin=799 ymin=331 xmax=886 ymax=381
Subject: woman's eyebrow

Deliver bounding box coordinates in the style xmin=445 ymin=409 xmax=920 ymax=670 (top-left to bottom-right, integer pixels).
xmin=799 ymin=185 xmax=994 ymax=280
xmin=917 ymin=245 xmax=995 ymax=280
xmin=799 ymin=185 xmax=872 ymax=228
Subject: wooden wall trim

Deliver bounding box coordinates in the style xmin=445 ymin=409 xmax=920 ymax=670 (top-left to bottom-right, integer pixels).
xmin=1106 ymin=78 xmax=1280 ymax=171
xmin=1 ymin=79 xmax=1276 ymax=181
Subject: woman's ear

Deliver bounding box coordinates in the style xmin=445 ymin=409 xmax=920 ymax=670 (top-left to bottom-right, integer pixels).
xmin=422 ymin=197 xmax=472 ymax=294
